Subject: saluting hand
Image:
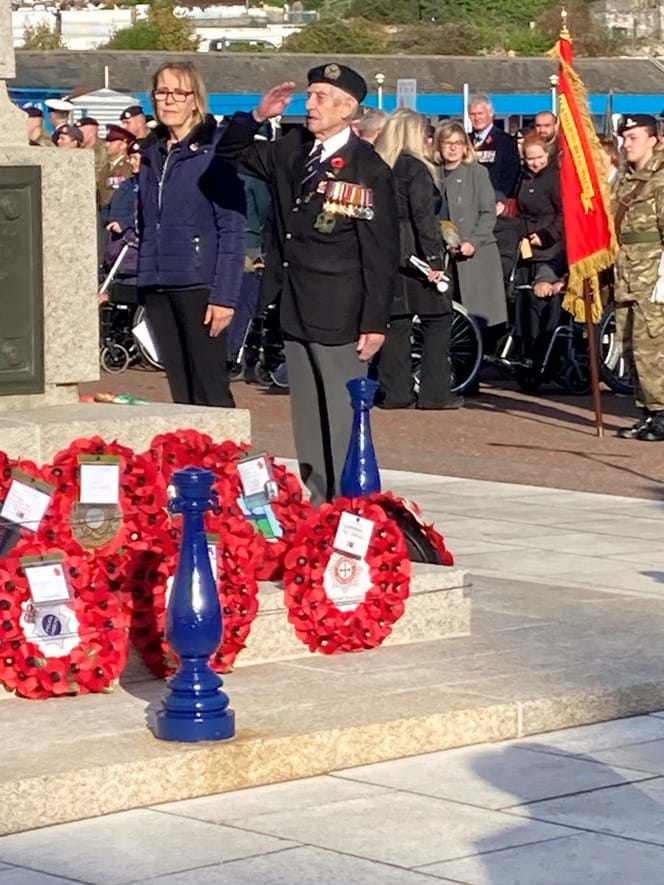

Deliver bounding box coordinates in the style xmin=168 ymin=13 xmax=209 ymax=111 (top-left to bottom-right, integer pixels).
xmin=357 ymin=333 xmax=385 ymax=362
xmin=204 ymin=305 xmax=235 ymax=338
xmin=254 ymin=82 xmax=296 ymax=123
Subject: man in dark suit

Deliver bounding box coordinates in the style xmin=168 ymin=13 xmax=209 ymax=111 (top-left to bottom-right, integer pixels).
xmin=469 ymin=94 xmax=521 ymax=201
xmin=218 ymin=65 xmax=399 ymax=505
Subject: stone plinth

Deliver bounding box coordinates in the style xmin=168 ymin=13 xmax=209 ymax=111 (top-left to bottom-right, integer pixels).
xmin=240 ymin=563 xmax=471 ymax=668
xmin=0 ymin=1 xmax=14 ymax=81
xmin=0 ymin=402 xmax=251 ymax=462
xmin=0 ymin=145 xmax=99 ymax=411
xmin=118 ymin=563 xmax=471 ymax=687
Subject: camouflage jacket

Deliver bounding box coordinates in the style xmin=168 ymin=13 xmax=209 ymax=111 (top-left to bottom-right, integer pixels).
xmin=614 ymin=152 xmax=664 ymax=304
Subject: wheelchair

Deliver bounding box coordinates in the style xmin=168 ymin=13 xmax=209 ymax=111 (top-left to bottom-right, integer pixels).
xmin=598 ymin=301 xmax=634 ymax=396
xmin=411 ymin=302 xmax=484 ymax=396
xmin=489 ymin=282 xmax=592 ymax=394
xmin=99 ymin=295 xmax=163 ymax=374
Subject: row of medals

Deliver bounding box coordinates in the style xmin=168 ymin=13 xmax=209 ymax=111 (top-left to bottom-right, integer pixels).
xmin=316 ymin=180 xmax=375 ymax=220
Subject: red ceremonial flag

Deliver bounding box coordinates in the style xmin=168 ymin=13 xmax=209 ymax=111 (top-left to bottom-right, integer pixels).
xmin=555 ymin=20 xmax=617 ymax=322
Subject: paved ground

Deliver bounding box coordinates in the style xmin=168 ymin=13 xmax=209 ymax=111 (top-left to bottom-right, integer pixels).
xmin=81 ymin=368 xmax=664 ymax=499
xmin=384 ymin=468 xmax=664 ymax=599
xmin=4 ymin=713 xmax=664 ymax=883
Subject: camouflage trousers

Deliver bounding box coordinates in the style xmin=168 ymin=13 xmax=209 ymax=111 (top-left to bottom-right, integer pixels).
xmin=614 ymin=300 xmax=664 ymax=411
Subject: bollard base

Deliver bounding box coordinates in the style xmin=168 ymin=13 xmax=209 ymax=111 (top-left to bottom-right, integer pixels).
xmin=154 ymin=707 xmax=236 ymax=743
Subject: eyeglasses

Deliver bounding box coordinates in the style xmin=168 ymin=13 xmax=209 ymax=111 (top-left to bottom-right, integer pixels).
xmin=442 ymin=140 xmax=465 ymax=148
xmin=152 ymin=88 xmax=194 ymax=103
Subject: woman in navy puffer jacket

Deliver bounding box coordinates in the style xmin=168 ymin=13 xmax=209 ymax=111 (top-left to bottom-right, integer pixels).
xmin=138 ymin=61 xmax=246 ymax=407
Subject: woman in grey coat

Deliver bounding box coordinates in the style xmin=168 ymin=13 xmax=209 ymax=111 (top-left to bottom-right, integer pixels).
xmin=435 ymin=121 xmax=507 ymax=333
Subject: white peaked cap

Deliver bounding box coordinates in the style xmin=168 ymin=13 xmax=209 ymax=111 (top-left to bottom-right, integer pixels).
xmin=45 ymin=98 xmax=75 ymax=112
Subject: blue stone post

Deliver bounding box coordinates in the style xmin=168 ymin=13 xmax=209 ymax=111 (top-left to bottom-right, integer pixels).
xmin=155 ymin=466 xmax=235 ymax=743
xmin=340 ymin=377 xmax=381 ymax=498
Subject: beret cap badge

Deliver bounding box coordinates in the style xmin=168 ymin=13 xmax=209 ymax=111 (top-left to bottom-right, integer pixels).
xmin=324 ymin=64 xmax=341 ymax=80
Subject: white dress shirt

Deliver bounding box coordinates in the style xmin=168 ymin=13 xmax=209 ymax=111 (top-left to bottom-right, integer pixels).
xmin=311 ymin=127 xmax=352 ymax=162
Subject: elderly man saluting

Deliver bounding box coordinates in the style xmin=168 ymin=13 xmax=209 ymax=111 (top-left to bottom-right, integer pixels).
xmin=219 ymin=65 xmax=398 ymax=505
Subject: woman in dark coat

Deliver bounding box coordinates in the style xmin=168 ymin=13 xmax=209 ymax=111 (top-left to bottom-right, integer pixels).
xmin=375 ymin=109 xmax=460 ymax=410
xmin=515 ymin=132 xmax=567 ymax=361
xmin=138 ymin=61 xmax=246 ymax=407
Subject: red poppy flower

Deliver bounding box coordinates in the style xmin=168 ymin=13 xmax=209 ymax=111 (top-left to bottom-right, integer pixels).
xmin=331 ymin=157 xmax=345 ymax=170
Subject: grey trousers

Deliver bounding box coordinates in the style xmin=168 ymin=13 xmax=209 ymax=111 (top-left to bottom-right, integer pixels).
xmin=285 ymin=339 xmax=368 ymax=507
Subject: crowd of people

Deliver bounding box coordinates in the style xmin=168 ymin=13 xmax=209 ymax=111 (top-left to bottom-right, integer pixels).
xmin=16 ymin=62 xmax=664 ymax=502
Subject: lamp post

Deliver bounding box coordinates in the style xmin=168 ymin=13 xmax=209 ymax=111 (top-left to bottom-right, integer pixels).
xmin=374 ymin=72 xmax=385 ymax=110
xmin=549 ymin=73 xmax=559 ymax=115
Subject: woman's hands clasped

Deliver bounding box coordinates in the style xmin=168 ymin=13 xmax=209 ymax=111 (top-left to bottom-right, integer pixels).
xmin=204 ymin=305 xmax=235 ymax=337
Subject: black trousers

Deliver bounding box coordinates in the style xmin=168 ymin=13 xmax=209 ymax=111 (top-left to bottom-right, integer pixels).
xmin=379 ymin=313 xmax=452 ymax=407
xmin=144 ymin=287 xmax=234 ymax=408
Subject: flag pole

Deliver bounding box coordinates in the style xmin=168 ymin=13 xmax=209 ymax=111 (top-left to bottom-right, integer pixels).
xmin=583 ymin=280 xmax=604 ymax=437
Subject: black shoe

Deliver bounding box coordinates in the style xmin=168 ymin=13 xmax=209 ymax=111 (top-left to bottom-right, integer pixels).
xmin=637 ymin=413 xmax=664 ymax=441
xmin=617 ymin=414 xmax=652 ymax=439
xmin=417 ymin=396 xmax=465 ymax=410
xmin=376 ymin=400 xmax=416 ymax=410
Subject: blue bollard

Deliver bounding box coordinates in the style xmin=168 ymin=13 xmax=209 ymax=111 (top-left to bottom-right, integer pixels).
xmin=340 ymin=377 xmax=381 ymax=498
xmin=154 ymin=467 xmax=235 ymax=742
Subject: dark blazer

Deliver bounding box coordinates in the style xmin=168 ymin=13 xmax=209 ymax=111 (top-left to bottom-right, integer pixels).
xmin=516 ymin=161 xmax=564 ymax=263
xmin=473 ymin=125 xmax=521 ymax=201
xmin=391 ymin=153 xmax=448 ymax=316
xmin=217 ymin=115 xmax=399 ymax=345
xmin=104 ymin=175 xmax=137 ymax=231
xmin=137 ymin=115 xmax=246 ymax=307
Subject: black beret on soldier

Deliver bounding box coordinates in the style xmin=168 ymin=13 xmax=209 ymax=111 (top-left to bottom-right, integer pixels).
xmin=23 ymin=105 xmax=43 ymax=118
xmin=120 ymin=105 xmax=144 ymax=122
xmin=618 ymin=114 xmax=658 ymax=136
xmin=307 ymin=63 xmax=367 ymax=104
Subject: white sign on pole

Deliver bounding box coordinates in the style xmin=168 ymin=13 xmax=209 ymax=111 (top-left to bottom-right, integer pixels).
xmin=396 ymin=78 xmax=417 ymax=111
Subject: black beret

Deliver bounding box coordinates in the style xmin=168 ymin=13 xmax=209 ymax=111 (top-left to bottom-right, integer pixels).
xmin=23 ymin=105 xmax=43 ymax=118
xmin=120 ymin=105 xmax=145 ymax=121
xmin=127 ymin=140 xmax=142 ymax=155
xmin=77 ymin=116 xmax=99 ymax=127
xmin=307 ymin=63 xmax=367 ymax=103
xmin=52 ymin=124 xmax=83 ymax=145
xmin=618 ymin=114 xmax=658 ymax=135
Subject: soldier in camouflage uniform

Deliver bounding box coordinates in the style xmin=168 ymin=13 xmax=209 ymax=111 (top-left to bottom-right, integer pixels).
xmin=614 ymin=114 xmax=664 ymax=441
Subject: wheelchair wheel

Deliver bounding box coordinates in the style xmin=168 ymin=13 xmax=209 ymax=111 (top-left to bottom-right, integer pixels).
xmin=515 ymin=366 xmax=542 ymax=394
xmin=228 ymin=361 xmax=245 ymax=383
xmin=411 ymin=304 xmax=483 ymax=397
xmin=449 ymin=303 xmax=483 ymax=394
xmin=132 ymin=306 xmax=164 ymax=371
xmin=100 ymin=343 xmax=130 ymax=374
xmin=562 ymin=359 xmax=591 ymax=395
xmin=254 ymin=361 xmax=273 ymax=387
xmin=598 ymin=303 xmax=634 ymax=396
xmin=270 ymin=361 xmax=289 ymax=388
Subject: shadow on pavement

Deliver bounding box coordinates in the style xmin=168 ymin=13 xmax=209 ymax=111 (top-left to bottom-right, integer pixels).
xmin=462 ymin=743 xmax=664 ymax=884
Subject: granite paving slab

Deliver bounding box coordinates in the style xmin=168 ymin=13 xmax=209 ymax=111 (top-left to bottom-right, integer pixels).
xmin=419 ymin=831 xmax=664 ymax=885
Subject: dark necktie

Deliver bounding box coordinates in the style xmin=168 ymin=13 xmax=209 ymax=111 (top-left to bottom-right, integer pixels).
xmin=301 ymin=143 xmax=323 ymax=190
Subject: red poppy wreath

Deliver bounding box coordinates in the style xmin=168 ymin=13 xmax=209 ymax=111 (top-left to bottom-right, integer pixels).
xmin=0 ymin=540 xmax=129 ymax=699
xmin=127 ymin=431 xmax=262 ymax=674
xmin=124 ymin=495 xmax=261 ymax=676
xmin=38 ymin=436 xmax=170 ymax=579
xmin=367 ymin=491 xmax=454 ymax=566
xmin=283 ymin=497 xmax=412 ymax=654
xmin=144 ymin=430 xmax=311 ymax=580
